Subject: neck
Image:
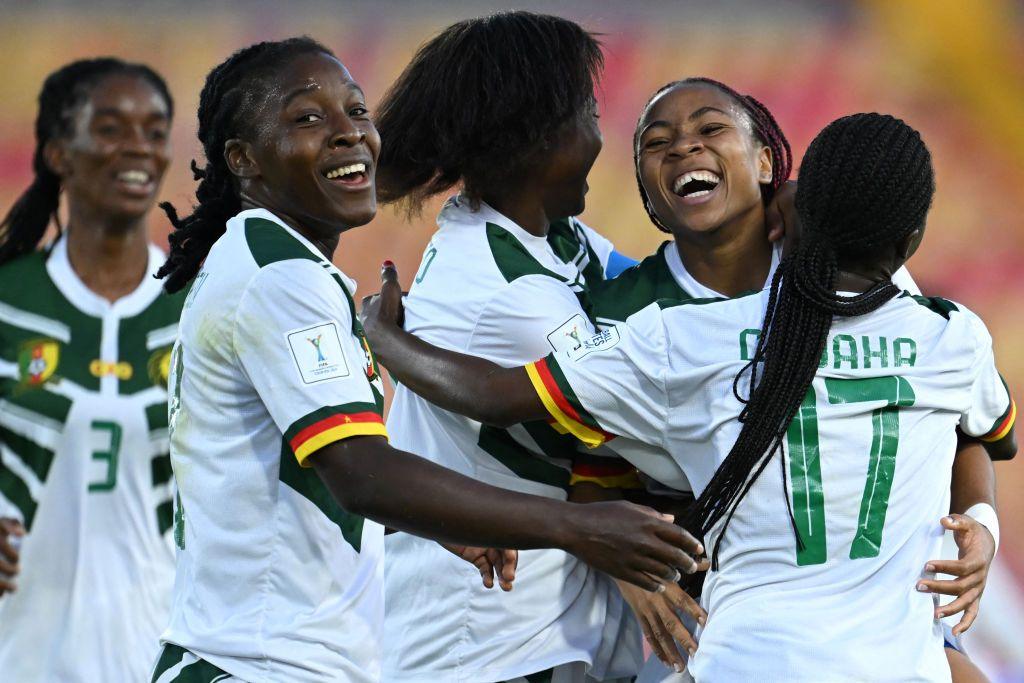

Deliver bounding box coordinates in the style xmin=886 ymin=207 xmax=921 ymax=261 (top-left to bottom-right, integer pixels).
xmin=673 ymin=204 xmax=772 ymax=297
xmin=482 ymin=188 xmax=549 ymax=238
xmin=64 ymin=202 xmax=150 ymax=303
xmin=240 ymin=197 xmax=340 ymax=260
xmin=833 ymin=268 xmax=896 ymax=294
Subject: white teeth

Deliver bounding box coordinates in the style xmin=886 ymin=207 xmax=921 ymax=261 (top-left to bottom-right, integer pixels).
xmin=325 ymin=163 xmax=367 ymax=180
xmin=117 ymin=170 xmax=151 ymax=185
xmin=673 ymin=170 xmax=721 ymax=195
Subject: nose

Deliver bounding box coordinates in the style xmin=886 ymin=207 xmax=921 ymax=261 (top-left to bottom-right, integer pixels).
xmin=329 ymin=118 xmax=366 ymax=148
xmin=668 ymin=134 xmax=704 ymax=158
xmin=123 ymin=126 xmax=155 ymax=156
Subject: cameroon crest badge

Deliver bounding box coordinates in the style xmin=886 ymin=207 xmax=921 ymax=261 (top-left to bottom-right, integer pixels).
xmin=18 ymin=340 xmax=59 ymax=386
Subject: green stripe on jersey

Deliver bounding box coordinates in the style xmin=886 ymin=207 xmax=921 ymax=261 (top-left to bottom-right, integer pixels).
xmin=904 ymin=294 xmax=960 ymax=320
xmin=486 ymin=223 xmax=568 ymax=284
xmin=156 ymin=496 xmax=174 ymax=536
xmin=151 ymin=644 xmax=233 ymax=683
xmin=589 ymin=243 xmax=688 ymax=324
xmin=152 ymin=452 xmax=173 ymax=488
xmin=244 ymin=217 xmax=321 ymax=268
xmin=117 ymin=287 xmax=186 ymax=395
xmin=278 ymin=441 xmax=365 ymax=552
xmin=546 ymin=217 xmax=606 ymax=286
xmin=0 ymin=426 xmax=56 ymax=484
xmin=477 ymin=425 xmax=571 ymax=491
xmin=146 ymin=400 xmax=169 ymax=433
xmin=1 ymin=382 xmax=72 ymax=424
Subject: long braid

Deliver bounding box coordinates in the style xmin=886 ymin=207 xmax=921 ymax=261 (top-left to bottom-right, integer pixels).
xmin=687 ymin=113 xmax=935 ymax=568
xmin=633 ymin=77 xmax=793 ymax=234
xmin=0 ymin=58 xmax=172 ymax=267
xmin=157 ymin=37 xmax=334 ymax=293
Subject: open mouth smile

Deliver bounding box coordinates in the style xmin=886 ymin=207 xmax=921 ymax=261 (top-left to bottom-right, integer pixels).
xmin=672 ymin=170 xmax=721 ymax=205
xmin=322 ymin=162 xmax=371 ymax=189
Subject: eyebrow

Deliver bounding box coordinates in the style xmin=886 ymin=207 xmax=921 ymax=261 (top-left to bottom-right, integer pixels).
xmin=283 ymin=82 xmax=366 ymax=106
xmin=639 ymin=106 xmax=734 ymax=138
xmin=93 ymin=107 xmax=168 ymax=120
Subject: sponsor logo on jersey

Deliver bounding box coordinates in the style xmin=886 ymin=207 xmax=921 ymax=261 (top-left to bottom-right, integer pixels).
xmin=287 ymin=321 xmax=350 ymax=384
xmin=18 ymin=339 xmax=59 ymax=386
xmin=148 ymin=347 xmax=173 ymax=387
xmin=90 ymin=359 xmax=134 ymax=380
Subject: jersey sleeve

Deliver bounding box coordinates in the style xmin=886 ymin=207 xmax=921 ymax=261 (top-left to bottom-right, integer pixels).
xmin=233 ymin=261 xmax=386 ymax=466
xmin=469 ymin=274 xmax=598 ymax=364
xmin=525 ymin=304 xmax=670 ymax=450
xmin=958 ymin=309 xmax=1015 ymax=444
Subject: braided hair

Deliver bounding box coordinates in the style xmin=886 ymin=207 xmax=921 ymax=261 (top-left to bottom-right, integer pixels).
xmin=157 ymin=37 xmax=333 ymax=293
xmin=685 ymin=113 xmax=935 ymax=568
xmin=633 ymin=77 xmax=792 ymax=234
xmin=374 ymin=11 xmax=603 ymax=214
xmin=0 ymin=58 xmax=172 ymax=267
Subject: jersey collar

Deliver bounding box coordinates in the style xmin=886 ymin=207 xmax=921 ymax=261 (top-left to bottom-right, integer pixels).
xmin=46 ymin=234 xmax=167 ymax=318
xmin=664 ymin=241 xmax=782 ymax=299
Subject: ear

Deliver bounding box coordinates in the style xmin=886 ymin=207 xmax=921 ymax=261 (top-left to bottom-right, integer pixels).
xmin=224 ymin=139 xmax=260 ymax=179
xmin=898 ymin=228 xmax=924 ymax=261
xmin=757 ymin=145 xmax=773 ymax=185
xmin=42 ymin=138 xmax=70 ymax=178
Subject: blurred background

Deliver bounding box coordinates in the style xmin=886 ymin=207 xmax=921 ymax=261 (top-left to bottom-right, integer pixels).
xmin=1 ymin=0 xmax=1022 ymax=678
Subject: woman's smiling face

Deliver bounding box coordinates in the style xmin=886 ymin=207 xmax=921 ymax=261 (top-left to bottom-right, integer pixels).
xmin=232 ymin=51 xmax=381 ymax=235
xmin=636 ymin=83 xmax=772 ymax=238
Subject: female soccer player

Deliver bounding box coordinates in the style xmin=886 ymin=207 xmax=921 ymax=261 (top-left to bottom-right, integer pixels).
xmin=149 ymin=37 xmax=699 ymax=683
xmin=363 ymin=113 xmax=1016 ymax=681
xmin=373 ymin=13 xmax=644 ymax=682
xmin=0 ymin=58 xmax=183 ymax=682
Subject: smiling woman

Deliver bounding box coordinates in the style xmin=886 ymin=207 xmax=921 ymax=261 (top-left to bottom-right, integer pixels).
xmin=150 ymin=36 xmax=701 ymax=683
xmin=0 ymin=58 xmax=185 ymax=683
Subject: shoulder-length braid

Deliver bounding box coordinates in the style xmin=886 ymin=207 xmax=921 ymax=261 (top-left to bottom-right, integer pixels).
xmin=633 ymin=77 xmax=793 ymax=234
xmin=157 ymin=37 xmax=333 ymax=293
xmin=686 ymin=113 xmax=935 ymax=568
xmin=0 ymin=58 xmax=172 ymax=267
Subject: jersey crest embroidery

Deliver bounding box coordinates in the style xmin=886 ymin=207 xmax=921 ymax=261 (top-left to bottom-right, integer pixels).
xmin=18 ymin=339 xmax=59 ymax=386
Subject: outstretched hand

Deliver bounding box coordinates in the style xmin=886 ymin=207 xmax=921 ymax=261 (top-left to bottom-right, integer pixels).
xmin=442 ymin=543 xmax=517 ymax=591
xmin=616 ymin=572 xmax=708 ymax=673
xmin=918 ymin=514 xmax=996 ymax=636
xmin=360 ymin=260 xmax=405 ymax=333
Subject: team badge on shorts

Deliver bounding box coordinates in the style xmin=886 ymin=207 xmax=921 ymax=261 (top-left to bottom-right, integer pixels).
xmin=18 ymin=339 xmax=59 ymax=386
xmin=287 ymin=321 xmax=350 ymax=384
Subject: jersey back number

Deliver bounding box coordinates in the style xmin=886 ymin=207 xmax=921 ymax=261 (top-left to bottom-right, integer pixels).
xmin=786 ymin=376 xmax=916 ymax=565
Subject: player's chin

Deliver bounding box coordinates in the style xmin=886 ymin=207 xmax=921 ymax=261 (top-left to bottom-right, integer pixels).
xmin=331 ymin=198 xmax=378 ymax=230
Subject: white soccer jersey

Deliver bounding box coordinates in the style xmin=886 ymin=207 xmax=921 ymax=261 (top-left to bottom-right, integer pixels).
xmin=527 ymin=290 xmax=1013 ymax=682
xmin=161 ymin=208 xmax=387 ymax=683
xmin=0 ymin=237 xmax=181 ymax=682
xmin=383 ymin=196 xmax=641 ymax=682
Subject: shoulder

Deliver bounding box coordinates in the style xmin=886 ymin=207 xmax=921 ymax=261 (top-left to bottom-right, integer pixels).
xmin=0 ymin=250 xmax=53 ymax=304
xmin=590 ymin=243 xmax=685 ymax=323
xmin=239 ymin=215 xmax=322 ymax=269
xmin=484 ymin=221 xmax=567 ymax=284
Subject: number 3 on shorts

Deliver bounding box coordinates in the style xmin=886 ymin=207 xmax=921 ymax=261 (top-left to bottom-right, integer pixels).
xmin=786 ymin=376 xmax=916 ymax=565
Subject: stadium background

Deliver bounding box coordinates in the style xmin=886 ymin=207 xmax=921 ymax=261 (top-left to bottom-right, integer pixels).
xmin=1 ymin=0 xmax=1022 ymax=679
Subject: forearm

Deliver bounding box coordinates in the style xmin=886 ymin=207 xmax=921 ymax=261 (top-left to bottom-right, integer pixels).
xmin=369 ymin=323 xmax=546 ymax=427
xmin=314 ymin=436 xmax=573 ymax=550
xmin=950 ymin=433 xmax=996 ymax=514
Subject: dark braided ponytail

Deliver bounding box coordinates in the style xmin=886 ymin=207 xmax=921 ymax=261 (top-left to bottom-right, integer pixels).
xmin=157 ymin=37 xmax=334 ymax=293
xmin=0 ymin=58 xmax=172 ymax=267
xmin=633 ymin=77 xmax=793 ymax=234
xmin=686 ymin=113 xmax=935 ymax=568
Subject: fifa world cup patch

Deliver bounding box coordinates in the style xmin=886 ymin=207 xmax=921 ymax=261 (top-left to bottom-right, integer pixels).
xmin=286 ymin=321 xmax=350 ymax=384
xmin=567 ymin=326 xmax=620 ymax=361
xmin=547 ymin=313 xmax=590 ymax=353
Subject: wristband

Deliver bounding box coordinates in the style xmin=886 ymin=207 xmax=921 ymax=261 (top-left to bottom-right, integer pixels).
xmin=964 ymin=503 xmax=1000 ymax=554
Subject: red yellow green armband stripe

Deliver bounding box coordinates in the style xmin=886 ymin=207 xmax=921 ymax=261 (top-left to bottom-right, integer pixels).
xmin=980 ymin=396 xmax=1016 ymax=443
xmin=286 ymin=403 xmax=387 ymax=466
xmin=525 ymin=355 xmax=613 ymax=448
xmin=570 ymin=459 xmax=643 ymax=489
